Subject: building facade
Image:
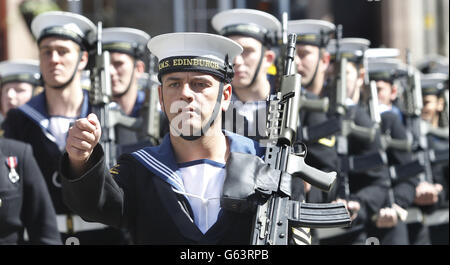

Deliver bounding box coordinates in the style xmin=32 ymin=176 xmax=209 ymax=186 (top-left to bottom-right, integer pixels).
xmin=1 ymin=0 xmax=448 ymax=63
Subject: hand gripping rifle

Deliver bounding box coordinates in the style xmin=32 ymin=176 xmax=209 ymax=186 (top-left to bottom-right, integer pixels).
xmin=401 ymin=50 xmax=437 ymax=185
xmin=89 ymin=22 xmax=142 ymax=168
xmin=367 ymin=79 xmax=425 ymax=222
xmin=395 ymin=50 xmax=449 ymax=224
xmin=250 ymin=34 xmax=351 ymax=245
xmin=327 ymin=26 xmax=380 ymax=202
xmin=367 ymin=79 xmax=426 ymax=181
xmin=401 ymin=50 xmax=448 ymax=186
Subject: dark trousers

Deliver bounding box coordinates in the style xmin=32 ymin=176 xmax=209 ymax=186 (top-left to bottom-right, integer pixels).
xmin=319 ymin=225 xmax=368 ymax=245
xmin=367 ymin=221 xmax=409 ymax=245
xmin=407 ymin=223 xmax=431 ymax=245
xmin=429 ymin=223 xmax=449 ymax=245
xmin=60 ymin=227 xmax=131 ymax=245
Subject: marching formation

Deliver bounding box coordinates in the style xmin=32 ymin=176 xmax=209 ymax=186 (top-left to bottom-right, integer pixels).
xmin=0 ymin=7 xmax=448 ymax=245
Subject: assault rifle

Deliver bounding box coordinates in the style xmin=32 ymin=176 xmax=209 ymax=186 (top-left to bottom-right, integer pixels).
xmin=367 ymin=79 xmax=426 ymax=180
xmin=399 ymin=50 xmax=449 ymax=225
xmin=250 ymin=34 xmax=351 ymax=245
xmin=275 ymin=13 xmax=334 ymax=143
xmin=327 ymin=26 xmax=379 ymax=202
xmin=367 ymin=79 xmax=425 ymax=222
xmin=136 ymin=54 xmax=161 ymax=145
xmin=441 ymin=88 xmax=449 ymax=128
xmin=401 ymin=50 xmax=436 ymax=184
xmin=89 ymin=22 xmax=142 ymax=168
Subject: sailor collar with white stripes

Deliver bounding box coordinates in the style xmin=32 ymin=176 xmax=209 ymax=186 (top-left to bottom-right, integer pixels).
xmin=17 ymin=89 xmax=90 ymax=143
xmin=131 ymin=130 xmax=265 ymax=195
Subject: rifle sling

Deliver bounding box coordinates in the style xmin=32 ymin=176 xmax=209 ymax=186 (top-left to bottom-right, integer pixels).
xmin=342 ymin=151 xmax=387 ymax=173
xmin=429 ymin=148 xmax=449 ymax=164
xmin=391 ymin=160 xmax=425 ymax=183
xmin=303 ymin=117 xmax=341 ymax=142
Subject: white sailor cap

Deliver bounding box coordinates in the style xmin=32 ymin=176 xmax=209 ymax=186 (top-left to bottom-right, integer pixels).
xmin=417 ymin=54 xmax=449 ymax=76
xmin=31 ymin=11 xmax=96 ymax=50
xmin=421 ymin=73 xmax=448 ymax=95
xmin=368 ymin=58 xmax=408 ymax=82
xmin=211 ymin=8 xmax=281 ymax=47
xmin=287 ymin=19 xmax=336 ymax=47
xmin=327 ymin=38 xmax=371 ymax=63
xmin=147 ymin=32 xmax=243 ymax=83
xmin=365 ymin=48 xmax=400 ymax=60
xmin=102 ymin=27 xmax=150 ymax=59
xmin=0 ymin=59 xmax=41 ymax=87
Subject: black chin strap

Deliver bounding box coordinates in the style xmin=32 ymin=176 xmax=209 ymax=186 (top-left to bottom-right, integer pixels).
xmin=113 ymin=58 xmax=137 ymax=98
xmin=244 ymin=46 xmax=266 ymax=89
xmin=304 ymin=49 xmax=323 ymax=89
xmin=179 ymin=81 xmax=224 ymax=141
xmin=163 ymin=55 xmax=232 ymax=141
xmin=47 ymin=51 xmax=83 ymax=90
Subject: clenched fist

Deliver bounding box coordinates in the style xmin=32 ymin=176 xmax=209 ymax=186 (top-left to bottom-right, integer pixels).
xmin=375 ymin=207 xmax=398 ymax=228
xmin=414 ymin=181 xmax=442 ymax=206
xmin=66 ymin=113 xmax=101 ymax=174
xmin=333 ymin=198 xmax=360 ymax=221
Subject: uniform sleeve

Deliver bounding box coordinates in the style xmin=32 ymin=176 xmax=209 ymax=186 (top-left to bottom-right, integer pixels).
xmin=382 ymin=112 xmax=414 ymax=165
xmin=393 ymin=179 xmax=417 ymax=209
xmin=60 ymin=144 xmax=135 ymax=229
xmin=380 ymin=112 xmax=418 ymax=208
xmin=346 ymin=107 xmax=390 ymax=213
xmin=300 ymin=96 xmax=339 ymax=202
xmin=300 ymin=93 xmax=339 ymax=173
xmin=349 ymin=107 xmax=390 ymax=183
xmin=349 ymin=106 xmax=378 ymax=154
xmin=429 ymin=137 xmax=449 ymax=207
xmin=354 ymin=183 xmax=389 ymax=218
xmin=20 ymin=144 xmax=61 ymax=245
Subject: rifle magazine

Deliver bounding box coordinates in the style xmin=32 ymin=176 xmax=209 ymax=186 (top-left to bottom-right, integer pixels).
xmin=288 ymin=201 xmax=352 ymax=228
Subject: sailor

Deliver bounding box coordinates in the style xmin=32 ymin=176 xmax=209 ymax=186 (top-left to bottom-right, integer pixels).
xmin=2 ymin=11 xmax=127 ymax=244
xmin=101 ymin=27 xmax=160 ymax=153
xmin=365 ymin=56 xmax=419 ymax=245
xmin=364 ymin=48 xmax=405 ymax=122
xmin=0 ymin=60 xmax=42 ymax=125
xmin=294 ymin=27 xmax=389 ymax=244
xmin=288 ymin=19 xmax=335 ymax=96
xmin=211 ymin=8 xmax=280 ymax=142
xmin=213 ymin=11 xmax=342 ymax=244
xmin=0 ymin=137 xmax=61 ymax=244
xmin=59 ymin=32 xmax=305 ymax=244
xmin=408 ymin=73 xmax=449 ymax=245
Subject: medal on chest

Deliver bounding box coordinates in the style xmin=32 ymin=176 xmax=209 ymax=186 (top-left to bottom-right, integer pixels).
xmin=6 ymin=156 xmax=20 ymax=184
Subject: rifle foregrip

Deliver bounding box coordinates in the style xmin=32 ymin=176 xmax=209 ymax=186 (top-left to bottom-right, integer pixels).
xmin=386 ymin=137 xmax=413 ymax=152
xmin=349 ymin=122 xmax=376 ymax=142
xmin=301 ymin=97 xmax=329 ymax=113
xmin=428 ymin=127 xmax=449 ymax=139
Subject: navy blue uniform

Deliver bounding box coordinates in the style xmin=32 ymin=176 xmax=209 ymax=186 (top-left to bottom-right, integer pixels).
xmin=408 ymin=134 xmax=449 ymax=245
xmin=223 ymin=90 xmax=338 ymax=202
xmin=0 ymin=138 xmax=61 ymax=244
xmin=427 ymin=135 xmax=449 ymax=245
xmin=320 ymin=105 xmax=390 ymax=245
xmin=2 ymin=90 xmax=127 ymax=245
xmin=366 ymin=111 xmax=418 ymax=245
xmin=59 ymin=132 xmax=302 ymax=244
